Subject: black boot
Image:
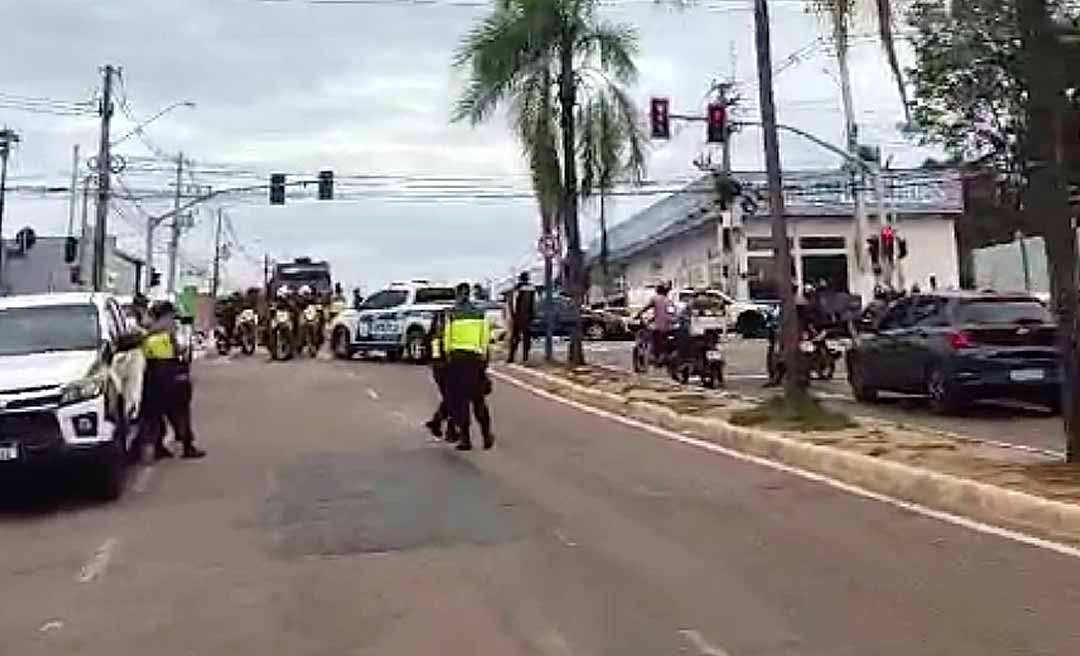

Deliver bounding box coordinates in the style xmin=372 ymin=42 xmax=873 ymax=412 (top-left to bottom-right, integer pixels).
xmin=154 ymin=444 xmax=175 ymax=460
xmin=482 ymin=431 xmax=495 ymax=450
xmin=455 ymin=433 xmax=473 ymax=451
xmin=181 ymin=444 xmax=207 ymax=459
xmin=424 ymin=417 xmax=443 ymax=438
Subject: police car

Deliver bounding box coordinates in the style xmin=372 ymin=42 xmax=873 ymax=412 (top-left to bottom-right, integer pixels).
xmin=330 ymin=281 xmax=459 ymax=362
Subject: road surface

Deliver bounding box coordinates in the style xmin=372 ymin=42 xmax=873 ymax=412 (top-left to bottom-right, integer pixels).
xmin=575 ymin=338 xmax=1065 ymax=455
xmin=3 ymin=355 xmax=1079 ymax=655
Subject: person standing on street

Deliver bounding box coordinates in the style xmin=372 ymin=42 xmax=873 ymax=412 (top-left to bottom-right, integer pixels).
xmin=506 ymin=271 xmax=536 ymax=363
xmin=424 ymin=309 xmax=458 ymax=442
xmin=635 ymin=283 xmax=675 ymax=365
xmin=139 ymin=301 xmax=206 ymax=461
xmin=444 ymin=282 xmax=494 ymax=451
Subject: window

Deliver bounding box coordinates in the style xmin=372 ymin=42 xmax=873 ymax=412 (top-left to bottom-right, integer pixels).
xmin=0 ymin=305 xmax=101 ymax=356
xmin=911 ymin=297 xmax=946 ymax=326
xmin=877 ymin=299 xmax=911 ymax=330
xmin=747 ymin=255 xmax=777 ymax=300
xmin=799 ymin=236 xmax=846 ymax=250
xmin=359 ymin=290 xmax=408 ymax=310
xmin=414 ymin=287 xmax=456 ymax=304
xmin=747 ymin=236 xmax=792 ymax=252
xmin=954 ymin=299 xmax=1053 ymax=325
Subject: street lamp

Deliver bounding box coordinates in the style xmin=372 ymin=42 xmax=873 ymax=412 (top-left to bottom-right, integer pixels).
xmin=111 ymin=100 xmax=196 ymax=147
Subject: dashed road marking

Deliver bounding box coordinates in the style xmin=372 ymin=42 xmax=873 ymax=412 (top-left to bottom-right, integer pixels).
xmin=493 ymin=370 xmax=1080 ymax=561
xmin=38 ymin=620 xmax=64 ymax=633
xmin=553 ymin=529 xmax=577 ymax=547
xmin=366 ymin=388 xmax=380 ymax=400
xmin=77 ymin=538 xmax=116 ymax=583
xmin=679 ymin=629 xmax=733 ymax=656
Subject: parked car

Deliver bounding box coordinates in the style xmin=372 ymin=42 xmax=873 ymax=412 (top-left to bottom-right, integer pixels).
xmin=529 ymin=296 xmax=627 ymax=340
xmin=846 ymin=291 xmax=1061 ymax=413
xmin=0 ymin=293 xmax=144 ymax=499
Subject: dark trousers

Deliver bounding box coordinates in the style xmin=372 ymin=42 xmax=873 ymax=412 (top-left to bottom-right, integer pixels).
xmin=446 ymin=353 xmax=490 ymax=444
xmin=139 ymin=380 xmax=196 ymax=449
xmin=508 ymin=323 xmax=532 ymax=362
xmin=431 ymin=364 xmax=451 ymax=425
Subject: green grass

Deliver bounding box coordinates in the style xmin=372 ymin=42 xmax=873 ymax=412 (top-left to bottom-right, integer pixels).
xmin=729 ymin=393 xmax=855 ymax=432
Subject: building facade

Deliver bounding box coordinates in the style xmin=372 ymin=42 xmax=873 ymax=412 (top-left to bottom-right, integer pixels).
xmin=589 ymin=169 xmax=964 ymax=304
xmin=0 ymin=235 xmax=143 ymax=297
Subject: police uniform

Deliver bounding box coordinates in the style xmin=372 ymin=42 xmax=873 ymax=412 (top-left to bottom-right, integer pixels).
xmin=443 ymin=298 xmax=493 ymax=450
xmin=424 ymin=311 xmax=456 ymax=440
xmin=140 ymin=315 xmax=205 ymax=459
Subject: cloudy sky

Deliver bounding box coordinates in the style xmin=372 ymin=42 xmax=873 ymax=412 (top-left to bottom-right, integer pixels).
xmin=2 ymin=0 xmax=936 ymax=293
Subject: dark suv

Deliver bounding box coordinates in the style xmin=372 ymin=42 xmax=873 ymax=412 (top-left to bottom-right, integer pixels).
xmin=846 ymin=292 xmax=1061 ymax=413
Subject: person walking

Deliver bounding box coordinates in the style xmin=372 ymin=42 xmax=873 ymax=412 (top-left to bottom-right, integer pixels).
xmin=138 ymin=301 xmax=206 ymax=461
xmin=424 ymin=309 xmax=457 ymax=442
xmin=443 ymin=282 xmax=494 ymax=451
xmin=506 ymin=271 xmax=536 ymax=363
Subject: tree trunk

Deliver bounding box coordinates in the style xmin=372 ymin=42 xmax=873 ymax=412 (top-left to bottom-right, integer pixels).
xmin=754 ymin=0 xmax=804 ymax=398
xmin=559 ymin=28 xmax=585 ymax=365
xmin=1018 ymin=0 xmax=1080 ymax=460
xmin=600 ymin=189 xmax=609 ymax=295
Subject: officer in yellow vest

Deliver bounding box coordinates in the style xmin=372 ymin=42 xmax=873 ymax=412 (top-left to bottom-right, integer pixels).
xmin=424 ymin=309 xmax=456 ymax=441
xmin=443 ymin=282 xmax=494 ymax=451
xmin=140 ymin=301 xmax=206 ymax=460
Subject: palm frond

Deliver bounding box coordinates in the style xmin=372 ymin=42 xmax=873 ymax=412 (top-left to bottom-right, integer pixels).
xmin=577 ymin=21 xmax=640 ymax=83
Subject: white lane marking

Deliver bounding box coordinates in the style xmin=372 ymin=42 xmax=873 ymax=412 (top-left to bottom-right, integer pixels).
xmin=132 ymin=465 xmax=155 ymax=494
xmin=492 ymin=370 xmax=1080 ymax=560
xmin=679 ymin=629 xmax=732 ymax=656
xmin=39 ymin=620 xmax=64 ymax=633
xmin=77 ymin=538 xmax=117 ymax=583
xmin=553 ymin=529 xmax=577 ymax=547
xmin=366 ymin=388 xmax=380 ymax=400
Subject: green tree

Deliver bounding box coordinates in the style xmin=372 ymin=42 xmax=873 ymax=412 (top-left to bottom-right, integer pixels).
xmin=452 ymin=0 xmax=643 ymax=365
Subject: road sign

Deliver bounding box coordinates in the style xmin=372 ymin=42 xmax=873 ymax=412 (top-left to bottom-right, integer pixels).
xmin=537 ymin=234 xmax=560 ymax=259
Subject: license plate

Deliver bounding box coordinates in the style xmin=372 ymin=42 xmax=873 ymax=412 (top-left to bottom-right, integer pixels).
xmin=372 ymin=320 xmax=398 ymax=335
xmin=826 ymin=339 xmax=846 ymax=351
xmin=0 ymin=444 xmax=18 ymax=462
xmin=1010 ymin=368 xmax=1045 ymax=382
xmin=705 ymin=350 xmax=724 ymax=362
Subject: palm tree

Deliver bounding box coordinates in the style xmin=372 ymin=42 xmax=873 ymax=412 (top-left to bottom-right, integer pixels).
xmin=453 ymin=0 xmax=643 ymax=365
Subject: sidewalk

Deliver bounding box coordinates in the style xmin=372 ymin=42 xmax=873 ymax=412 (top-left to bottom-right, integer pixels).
xmin=493 ymin=359 xmax=1080 ymax=548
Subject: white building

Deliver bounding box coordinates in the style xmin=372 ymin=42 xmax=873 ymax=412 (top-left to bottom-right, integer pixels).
xmin=588 ymin=168 xmax=964 ymax=304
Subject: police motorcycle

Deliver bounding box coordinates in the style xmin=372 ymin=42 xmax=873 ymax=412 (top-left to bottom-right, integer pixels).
xmin=668 ymin=291 xmax=727 ymax=388
xmin=268 ymin=286 xmax=297 ymax=361
xmin=236 ymin=307 xmax=258 ymax=355
xmin=297 ymin=286 xmax=324 ymax=358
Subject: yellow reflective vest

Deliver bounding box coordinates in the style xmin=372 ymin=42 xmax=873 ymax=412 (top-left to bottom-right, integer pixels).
xmin=142 ymin=331 xmax=176 ymax=360
xmin=443 ymin=302 xmax=491 ymax=357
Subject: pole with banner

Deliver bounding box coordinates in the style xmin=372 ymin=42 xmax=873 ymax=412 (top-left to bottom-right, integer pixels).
xmin=539 ymin=233 xmax=560 ymax=362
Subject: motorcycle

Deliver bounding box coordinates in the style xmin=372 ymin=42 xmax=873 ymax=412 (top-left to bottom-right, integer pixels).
xmin=669 ymin=306 xmax=727 ymax=389
xmin=214 ymin=324 xmax=232 ymax=356
xmin=268 ymin=306 xmax=296 ymax=361
xmin=299 ymin=304 xmax=323 ymax=358
xmin=236 ymin=308 xmax=258 ymax=355
xmin=632 ymin=324 xmax=678 ymax=373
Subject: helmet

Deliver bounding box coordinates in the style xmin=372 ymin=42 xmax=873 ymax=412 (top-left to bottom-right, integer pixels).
xmin=298 ymin=285 xmax=313 ymax=297
xmin=277 ymin=285 xmax=292 ymax=299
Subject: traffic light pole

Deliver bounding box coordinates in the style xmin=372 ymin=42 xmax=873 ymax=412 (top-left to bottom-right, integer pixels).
xmin=92 ymin=66 xmax=115 ymax=292
xmin=166 ymin=152 xmax=183 ymax=294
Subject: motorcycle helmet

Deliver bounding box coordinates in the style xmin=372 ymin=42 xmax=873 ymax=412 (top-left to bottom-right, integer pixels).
xmin=298 ymin=285 xmax=313 ymax=298
xmin=277 ymin=285 xmax=292 ymax=299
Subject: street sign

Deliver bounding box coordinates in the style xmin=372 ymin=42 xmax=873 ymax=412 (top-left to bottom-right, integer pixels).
xmin=178 ymin=285 xmax=198 ymax=319
xmin=537 ymin=234 xmax=560 ymax=259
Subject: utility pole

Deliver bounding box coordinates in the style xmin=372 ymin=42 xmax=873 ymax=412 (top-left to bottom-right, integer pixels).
xmin=93 ymin=65 xmax=116 ymax=292
xmin=166 ymin=152 xmax=183 ymax=294
xmin=754 ymin=0 xmax=802 ymax=397
xmin=79 ymin=176 xmax=91 ymax=286
xmin=0 ymin=128 xmax=21 ymax=294
xmin=67 ymin=145 xmax=80 ymax=237
xmin=210 ymin=208 xmax=223 ymax=299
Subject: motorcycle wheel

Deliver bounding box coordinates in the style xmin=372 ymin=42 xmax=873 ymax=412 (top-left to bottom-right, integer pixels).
xmin=820 ymin=359 xmax=836 ymax=380
xmin=703 ymin=362 xmax=724 ymax=389
xmin=273 ymin=330 xmax=292 ymax=361
xmin=240 ymin=329 xmax=256 ymax=355
xmin=216 ymin=332 xmax=230 ymax=356
xmin=632 ymin=344 xmax=647 ymax=373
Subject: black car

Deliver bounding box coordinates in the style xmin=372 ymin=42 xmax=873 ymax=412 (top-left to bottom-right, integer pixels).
xmin=845 ymin=292 xmax=1061 ymax=413
xmin=529 ymin=295 xmax=625 ymax=340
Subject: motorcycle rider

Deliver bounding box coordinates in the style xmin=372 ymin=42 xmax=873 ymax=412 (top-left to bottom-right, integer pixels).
xmin=635 ymin=283 xmax=676 ymax=365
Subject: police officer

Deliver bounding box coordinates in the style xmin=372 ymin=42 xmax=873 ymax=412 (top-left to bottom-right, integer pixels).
xmin=506 ymin=271 xmax=536 ymax=363
xmin=443 ymin=282 xmax=494 ymax=451
xmin=140 ymin=301 xmax=206 ymax=460
xmin=424 ymin=309 xmax=457 ymax=442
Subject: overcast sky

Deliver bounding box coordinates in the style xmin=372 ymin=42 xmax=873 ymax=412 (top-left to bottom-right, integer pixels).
xmin=2 ymin=0 xmax=936 ymax=293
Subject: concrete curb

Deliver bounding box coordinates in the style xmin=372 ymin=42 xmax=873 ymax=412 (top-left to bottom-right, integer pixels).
xmin=499 ymin=364 xmax=1080 ymax=544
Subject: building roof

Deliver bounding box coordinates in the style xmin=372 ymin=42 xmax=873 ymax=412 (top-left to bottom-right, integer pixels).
xmin=588 ymin=168 xmax=965 ymax=265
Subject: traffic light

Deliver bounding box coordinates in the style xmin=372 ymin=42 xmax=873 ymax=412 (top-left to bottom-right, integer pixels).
xmin=149 ymin=268 xmax=162 ymax=288
xmin=897 ymin=237 xmax=908 ymax=260
xmin=650 ymin=97 xmax=670 ymax=139
xmin=880 ymin=225 xmax=896 ymax=260
xmin=707 ymin=102 xmax=727 ymax=143
xmin=867 ymin=236 xmax=881 ymax=272
xmin=15 ymin=227 xmax=35 ymax=254
xmin=69 ymin=265 xmax=81 ymax=285
xmin=318 ymin=170 xmax=334 ymax=201
xmin=270 ymin=173 xmax=286 ymax=205
xmin=64 ymin=236 xmax=78 ymax=263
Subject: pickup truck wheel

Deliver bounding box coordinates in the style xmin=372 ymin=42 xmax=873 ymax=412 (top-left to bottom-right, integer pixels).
xmin=736 ymin=311 xmax=765 ymax=338
xmin=332 ymin=328 xmax=353 ymax=360
xmin=405 ymin=329 xmax=428 ymax=364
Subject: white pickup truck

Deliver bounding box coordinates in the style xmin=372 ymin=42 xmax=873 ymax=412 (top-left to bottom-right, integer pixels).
xmin=628 ymin=287 xmax=774 ymax=338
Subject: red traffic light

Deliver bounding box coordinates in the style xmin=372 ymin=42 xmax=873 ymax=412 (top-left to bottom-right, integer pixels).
xmin=650 ymin=97 xmax=670 ymax=139
xmin=707 ymin=102 xmax=727 ymax=143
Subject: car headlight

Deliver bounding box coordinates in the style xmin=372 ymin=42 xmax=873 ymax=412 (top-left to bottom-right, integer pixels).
xmin=61 ymin=373 xmax=106 ymax=406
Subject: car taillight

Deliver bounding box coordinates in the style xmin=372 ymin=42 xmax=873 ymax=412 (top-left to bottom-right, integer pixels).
xmin=948 ymin=330 xmax=975 ymax=349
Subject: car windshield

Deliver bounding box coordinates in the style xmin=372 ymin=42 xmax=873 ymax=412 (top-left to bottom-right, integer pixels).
xmin=359 ymin=290 xmax=409 ymax=310
xmin=954 ymin=299 xmax=1053 ymax=325
xmin=414 ymin=287 xmax=456 ymax=304
xmin=0 ymin=305 xmax=101 ymax=356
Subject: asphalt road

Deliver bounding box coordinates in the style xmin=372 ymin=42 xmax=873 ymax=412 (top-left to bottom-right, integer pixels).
xmin=571 ymin=338 xmax=1066 ymax=455
xmin=3 ymin=355 xmax=1080 ymax=655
